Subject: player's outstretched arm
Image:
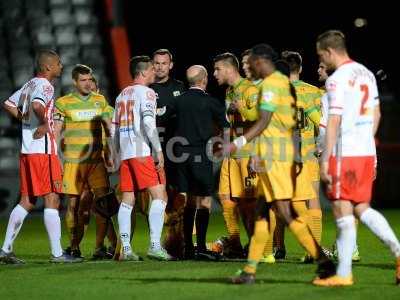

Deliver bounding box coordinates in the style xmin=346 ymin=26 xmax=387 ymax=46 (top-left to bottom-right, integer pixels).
xmin=2 ymin=101 xmax=22 ymax=121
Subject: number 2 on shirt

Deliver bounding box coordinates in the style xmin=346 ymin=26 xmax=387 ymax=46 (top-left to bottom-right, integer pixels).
xmin=360 ymin=84 xmax=369 ymax=115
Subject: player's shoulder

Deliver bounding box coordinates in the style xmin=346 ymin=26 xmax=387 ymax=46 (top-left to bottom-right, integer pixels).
xmin=32 ymin=77 xmax=54 ymax=97
xmin=241 ymin=78 xmax=258 ymax=90
xmin=90 ymin=92 xmax=107 ymax=103
xmin=263 ymin=71 xmax=289 ymax=89
xmin=171 ymin=78 xmax=185 ymax=89
xmin=296 ymin=80 xmax=320 ymax=93
xmin=134 ymin=85 xmax=157 ymax=102
xmin=56 ymin=93 xmax=74 ymax=104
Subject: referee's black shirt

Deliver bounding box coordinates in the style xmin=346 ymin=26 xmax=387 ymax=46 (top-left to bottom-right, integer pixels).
xmin=171 ymin=87 xmax=229 ymax=147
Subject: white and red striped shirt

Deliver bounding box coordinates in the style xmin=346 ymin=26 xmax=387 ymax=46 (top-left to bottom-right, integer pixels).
xmin=5 ymin=77 xmax=57 ymax=155
xmin=325 ymin=61 xmax=379 ymax=157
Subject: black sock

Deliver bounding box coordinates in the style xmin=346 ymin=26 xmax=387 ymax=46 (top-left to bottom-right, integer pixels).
xmin=183 ymin=206 xmax=196 ymax=251
xmin=195 ymin=208 xmax=209 ymax=252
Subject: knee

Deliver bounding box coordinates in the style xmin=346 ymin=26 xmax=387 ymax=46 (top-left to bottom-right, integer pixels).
xmin=44 ymin=193 xmax=60 ymax=209
xmin=67 ymin=197 xmax=79 ymax=212
xmin=19 ymin=196 xmax=35 ymax=212
xmin=198 ymin=197 xmax=211 ymax=210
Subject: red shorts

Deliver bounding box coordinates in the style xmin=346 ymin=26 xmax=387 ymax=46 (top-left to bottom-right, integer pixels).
xmin=327 ymin=156 xmax=375 ymax=203
xmin=120 ymin=156 xmax=166 ymax=192
xmin=20 ymin=154 xmax=63 ymax=196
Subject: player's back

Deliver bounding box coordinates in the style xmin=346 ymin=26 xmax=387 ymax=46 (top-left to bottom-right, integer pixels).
xmin=258 ymin=71 xmax=296 ymax=161
xmin=6 ymin=77 xmax=56 ymax=154
xmin=326 ymin=61 xmax=378 ymax=157
xmin=292 ymin=80 xmax=321 ymax=160
xmin=114 ymin=84 xmax=157 ymax=160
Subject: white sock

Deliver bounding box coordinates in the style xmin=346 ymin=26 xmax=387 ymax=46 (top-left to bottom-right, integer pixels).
xmin=2 ymin=205 xmax=29 ymax=253
xmin=148 ymin=199 xmax=166 ymax=250
xmin=360 ymin=208 xmax=400 ymax=257
xmin=118 ymin=202 xmax=133 ymax=253
xmin=44 ymin=208 xmax=63 ymax=257
xmin=336 ymin=215 xmax=356 ymax=278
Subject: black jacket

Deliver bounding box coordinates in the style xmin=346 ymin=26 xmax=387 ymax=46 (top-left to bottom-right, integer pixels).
xmin=170 ymin=88 xmax=229 ymax=147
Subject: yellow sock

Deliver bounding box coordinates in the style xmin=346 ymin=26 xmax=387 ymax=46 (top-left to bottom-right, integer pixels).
xmin=273 ymin=215 xmax=286 ymax=249
xmin=244 ymin=219 xmax=270 ymax=274
xmin=65 ymin=210 xmax=76 ymax=245
xmin=222 ymin=199 xmax=240 ymax=240
xmin=289 ymin=217 xmax=319 ymax=259
xmin=308 ymin=209 xmax=322 ymax=244
xmin=292 ymin=201 xmax=308 ymax=219
xmin=263 ymin=210 xmax=276 ymax=256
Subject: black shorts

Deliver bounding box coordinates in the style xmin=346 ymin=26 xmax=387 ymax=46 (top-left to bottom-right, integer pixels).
xmin=175 ymin=146 xmax=213 ymax=197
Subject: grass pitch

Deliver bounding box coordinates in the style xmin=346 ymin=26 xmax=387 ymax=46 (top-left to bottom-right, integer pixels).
xmin=0 ymin=210 xmax=399 ymax=300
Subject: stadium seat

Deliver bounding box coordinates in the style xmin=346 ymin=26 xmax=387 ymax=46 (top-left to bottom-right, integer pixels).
xmin=0 ymin=137 xmax=17 ymax=150
xmin=59 ymin=45 xmax=80 ymax=65
xmin=74 ymin=8 xmax=95 ymax=26
xmin=51 ymin=8 xmax=73 ymax=26
xmin=71 ymin=0 xmax=94 ymax=8
xmin=55 ymin=25 xmax=76 ymax=46
xmin=33 ymin=30 xmax=56 ymax=48
xmin=78 ymin=25 xmax=101 ymax=46
xmin=0 ymin=154 xmax=19 ymax=173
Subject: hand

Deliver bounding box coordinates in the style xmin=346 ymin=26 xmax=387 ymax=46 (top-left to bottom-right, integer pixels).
xmin=320 ymin=161 xmax=332 ymax=190
xmin=155 ymin=151 xmax=164 ymax=171
xmin=33 ymin=124 xmax=49 ymax=139
xmin=105 ymin=156 xmax=115 ymax=171
xmin=227 ymin=102 xmax=238 ymax=115
xmin=247 ymin=156 xmax=260 ymax=178
xmin=215 ymin=142 xmax=237 ymax=158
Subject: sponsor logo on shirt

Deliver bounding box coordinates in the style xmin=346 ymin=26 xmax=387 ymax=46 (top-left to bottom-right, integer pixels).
xmin=72 ymin=109 xmax=100 ymax=121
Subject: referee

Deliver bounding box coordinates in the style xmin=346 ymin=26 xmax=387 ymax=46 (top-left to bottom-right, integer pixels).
xmin=170 ymin=65 xmax=229 ymax=259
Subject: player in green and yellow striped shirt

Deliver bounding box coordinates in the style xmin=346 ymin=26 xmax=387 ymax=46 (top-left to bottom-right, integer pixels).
xmin=229 ymin=44 xmax=334 ymax=284
xmin=54 ymin=65 xmax=116 ymax=258
xmin=213 ymin=53 xmax=259 ymax=258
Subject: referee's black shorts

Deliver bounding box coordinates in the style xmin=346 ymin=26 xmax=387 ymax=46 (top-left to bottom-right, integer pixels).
xmin=175 ymin=145 xmax=213 ymax=197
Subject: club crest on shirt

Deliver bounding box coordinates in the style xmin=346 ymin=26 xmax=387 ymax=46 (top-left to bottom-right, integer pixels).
xmin=156 ymin=106 xmax=166 ymax=116
xmin=173 ymin=91 xmax=181 ymax=97
xmin=94 ymin=101 xmax=101 ymax=108
xmin=262 ymin=91 xmax=274 ymax=103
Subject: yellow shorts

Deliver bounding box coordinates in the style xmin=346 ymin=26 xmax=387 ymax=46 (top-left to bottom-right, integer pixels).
xmin=307 ymin=158 xmax=320 ymax=182
xmin=257 ymin=161 xmax=294 ymax=202
xmin=62 ymin=162 xmax=109 ymax=195
xmin=218 ymin=157 xmax=258 ymax=198
xmin=293 ymin=161 xmax=317 ymax=201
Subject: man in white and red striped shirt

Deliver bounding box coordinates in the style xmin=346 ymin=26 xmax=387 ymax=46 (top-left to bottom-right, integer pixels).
xmin=314 ymin=30 xmax=400 ymax=287
xmin=0 ymin=50 xmax=81 ymax=264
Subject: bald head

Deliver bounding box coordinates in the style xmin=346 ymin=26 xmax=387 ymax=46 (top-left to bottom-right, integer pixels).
xmin=186 ymin=65 xmax=208 ymax=87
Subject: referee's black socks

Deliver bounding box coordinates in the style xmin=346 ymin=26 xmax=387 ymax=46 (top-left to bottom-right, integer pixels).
xmin=195 ymin=208 xmax=210 ymax=252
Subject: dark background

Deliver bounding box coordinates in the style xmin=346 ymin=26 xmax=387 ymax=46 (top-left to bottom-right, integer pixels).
xmin=123 ymin=4 xmax=400 ymax=208
xmin=123 ymin=4 xmax=398 ymax=101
